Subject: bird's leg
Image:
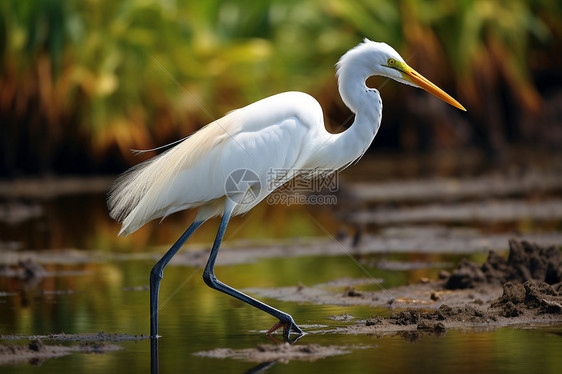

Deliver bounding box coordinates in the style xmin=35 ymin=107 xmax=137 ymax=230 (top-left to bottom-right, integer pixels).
xmin=203 ymin=202 xmax=304 ymax=341
xmin=150 ymin=220 xmax=205 ymax=338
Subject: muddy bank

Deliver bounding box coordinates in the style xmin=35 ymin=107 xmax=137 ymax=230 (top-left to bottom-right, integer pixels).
xmin=337 ymin=280 xmax=562 ymax=337
xmin=0 ymin=338 xmax=122 ymax=366
xmin=0 ymin=333 xmax=146 ymax=366
xmin=246 ymin=240 xmax=562 ymax=336
xmin=445 ymin=239 xmax=562 ymax=289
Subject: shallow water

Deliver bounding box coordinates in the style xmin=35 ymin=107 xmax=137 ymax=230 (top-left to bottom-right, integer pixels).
xmin=1 ymin=152 xmax=562 ymax=373
xmin=1 ymin=254 xmax=562 ymax=374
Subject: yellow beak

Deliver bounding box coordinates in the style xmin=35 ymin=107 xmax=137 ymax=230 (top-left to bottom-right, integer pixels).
xmin=390 ymin=62 xmax=466 ymax=111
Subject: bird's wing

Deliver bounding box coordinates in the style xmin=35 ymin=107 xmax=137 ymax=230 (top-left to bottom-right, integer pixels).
xmin=107 ymin=109 xmax=243 ymax=232
xmin=108 ymin=92 xmax=324 ymax=236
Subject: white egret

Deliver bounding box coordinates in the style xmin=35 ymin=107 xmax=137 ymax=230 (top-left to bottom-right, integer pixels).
xmin=108 ymin=39 xmax=465 ymax=341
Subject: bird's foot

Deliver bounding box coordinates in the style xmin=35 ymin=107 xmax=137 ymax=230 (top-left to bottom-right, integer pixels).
xmin=266 ymin=317 xmax=305 ymax=343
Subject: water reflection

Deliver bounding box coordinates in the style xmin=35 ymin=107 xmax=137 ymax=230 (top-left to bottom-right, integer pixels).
xmin=245 ymin=361 xmax=277 ymax=374
xmin=151 ymin=338 xmax=158 ymax=374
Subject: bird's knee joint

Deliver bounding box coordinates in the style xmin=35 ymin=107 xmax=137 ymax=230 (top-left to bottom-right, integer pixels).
xmin=202 ymin=271 xmax=218 ymax=288
xmin=150 ymin=266 xmax=163 ymax=281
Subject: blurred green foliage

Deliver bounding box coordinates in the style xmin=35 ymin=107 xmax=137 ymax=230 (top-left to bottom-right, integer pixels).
xmin=0 ymin=0 xmax=561 ymax=175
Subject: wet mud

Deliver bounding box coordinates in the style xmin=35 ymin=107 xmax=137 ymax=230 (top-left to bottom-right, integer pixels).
xmin=446 ymin=239 xmax=562 ymax=289
xmin=0 ymin=338 xmax=122 ymax=366
xmin=0 ymin=333 xmax=146 ymax=365
xmin=194 ymin=343 xmax=370 ymax=363
xmin=247 ymin=240 xmax=562 ymax=337
xmin=340 ymin=279 xmax=562 ymax=337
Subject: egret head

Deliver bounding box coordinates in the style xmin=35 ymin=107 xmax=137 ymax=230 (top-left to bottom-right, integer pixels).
xmin=337 ymin=39 xmax=466 ymax=111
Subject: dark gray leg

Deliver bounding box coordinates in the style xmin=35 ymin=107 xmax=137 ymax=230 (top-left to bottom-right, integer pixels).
xmin=150 ymin=220 xmax=205 ymax=338
xmin=202 ymin=205 xmax=304 ymax=340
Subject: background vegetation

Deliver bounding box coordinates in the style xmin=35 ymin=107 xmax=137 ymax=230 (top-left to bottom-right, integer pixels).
xmin=1 ymin=0 xmax=561 ymax=176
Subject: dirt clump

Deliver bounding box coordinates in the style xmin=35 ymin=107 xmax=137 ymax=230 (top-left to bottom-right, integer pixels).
xmin=358 ymin=303 xmax=496 ymax=338
xmin=424 ymin=304 xmax=491 ymax=323
xmin=361 ymin=241 xmax=562 ymax=336
xmin=416 ymin=320 xmax=447 ymax=333
xmin=387 ymin=304 xmax=492 ymax=328
xmin=492 ymin=281 xmax=562 ymax=317
xmin=390 ymin=309 xmax=421 ymax=325
xmin=446 ymin=239 xmax=562 ymax=290
xmin=27 ymin=339 xmax=45 ymax=352
xmin=445 ymin=259 xmax=486 ymax=289
xmin=365 ymin=316 xmax=383 ymax=326
xmin=353 ymin=250 xmax=562 ymax=341
xmin=243 ymin=239 xmax=561 ymax=337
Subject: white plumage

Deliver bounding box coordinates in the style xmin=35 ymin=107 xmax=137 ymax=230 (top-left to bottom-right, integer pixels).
xmin=108 ymin=39 xmax=465 ymax=340
xmin=108 ymin=40 xmax=466 ymax=237
xmin=108 ymin=87 xmax=376 ymax=236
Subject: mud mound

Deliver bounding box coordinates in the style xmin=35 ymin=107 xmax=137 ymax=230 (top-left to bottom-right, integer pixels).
xmin=424 ymin=304 xmax=492 ymax=323
xmin=390 ymin=310 xmax=421 ymax=325
xmin=359 ymin=280 xmax=562 ymax=337
xmin=444 ymin=258 xmax=486 ymax=289
xmin=361 ymin=291 xmax=562 ymax=337
xmin=446 ymin=239 xmax=562 ymax=290
xmin=492 ymin=281 xmax=562 ymax=317
xmin=387 ymin=304 xmax=493 ymax=329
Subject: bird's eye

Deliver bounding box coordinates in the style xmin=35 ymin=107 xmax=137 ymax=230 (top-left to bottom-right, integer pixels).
xmin=387 ymin=58 xmax=396 ymax=66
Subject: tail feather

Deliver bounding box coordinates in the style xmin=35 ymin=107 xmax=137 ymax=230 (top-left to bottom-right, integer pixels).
xmin=107 ymin=155 xmax=162 ymax=232
xmin=107 ymin=113 xmax=239 ymax=235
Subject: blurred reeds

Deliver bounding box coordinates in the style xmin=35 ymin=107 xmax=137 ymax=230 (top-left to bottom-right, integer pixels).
xmin=1 ymin=0 xmax=561 ymax=176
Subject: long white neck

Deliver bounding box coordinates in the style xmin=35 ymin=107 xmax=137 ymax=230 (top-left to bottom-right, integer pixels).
xmin=311 ymin=65 xmax=383 ymax=171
